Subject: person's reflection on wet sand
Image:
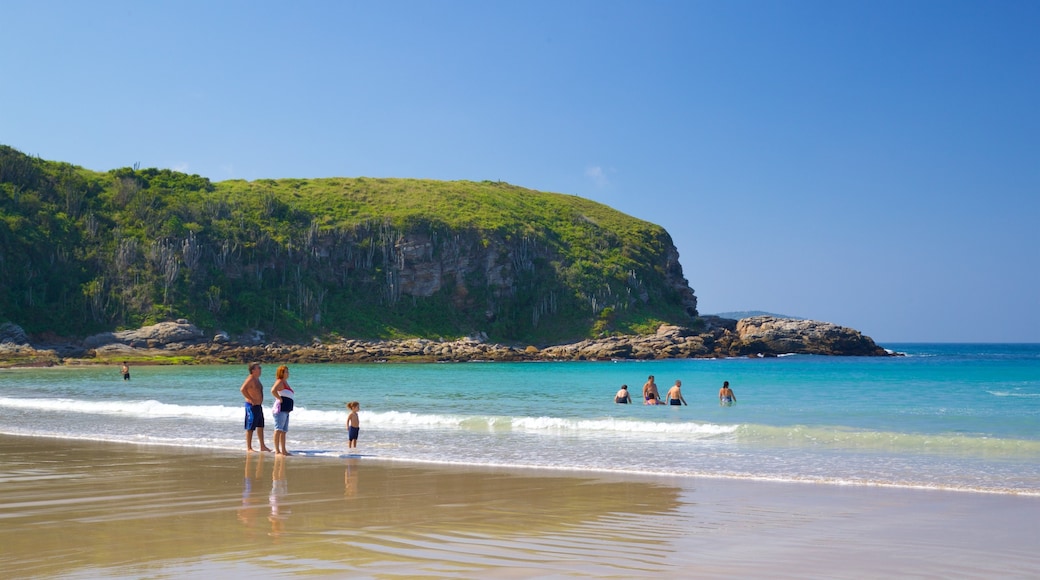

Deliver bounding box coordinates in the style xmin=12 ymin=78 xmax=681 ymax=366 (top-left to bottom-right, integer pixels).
xmin=344 ymin=457 xmax=359 ymax=498
xmin=268 ymin=454 xmax=290 ymax=538
xmin=237 ymin=450 xmax=264 ymax=529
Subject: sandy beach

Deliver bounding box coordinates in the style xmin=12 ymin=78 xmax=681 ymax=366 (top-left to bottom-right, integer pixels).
xmin=1 ymin=434 xmax=1037 ymax=579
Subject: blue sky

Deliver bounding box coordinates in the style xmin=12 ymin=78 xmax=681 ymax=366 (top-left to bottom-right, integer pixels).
xmin=2 ymin=0 xmax=1037 ymax=342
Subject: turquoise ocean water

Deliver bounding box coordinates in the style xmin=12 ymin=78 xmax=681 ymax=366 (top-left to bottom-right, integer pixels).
xmin=3 ymin=343 xmax=1039 ymax=495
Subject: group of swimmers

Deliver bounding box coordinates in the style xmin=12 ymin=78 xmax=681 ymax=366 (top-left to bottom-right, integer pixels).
xmin=614 ymin=375 xmax=737 ymax=406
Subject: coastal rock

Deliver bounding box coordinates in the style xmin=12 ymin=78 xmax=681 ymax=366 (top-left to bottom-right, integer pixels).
xmin=84 ymin=321 xmax=206 ymax=349
xmin=1 ymin=315 xmax=894 ymax=367
xmin=698 ymin=315 xmax=738 ymax=332
xmin=0 ymin=322 xmax=63 ymax=366
xmin=733 ymin=316 xmax=888 ymax=356
xmin=0 ymin=342 xmax=60 ymax=367
xmin=93 ymin=343 xmax=142 ymax=356
xmin=0 ymin=322 xmax=29 ymax=345
xmin=237 ymin=330 xmax=266 ymax=346
xmin=656 ymin=324 xmax=695 ymax=338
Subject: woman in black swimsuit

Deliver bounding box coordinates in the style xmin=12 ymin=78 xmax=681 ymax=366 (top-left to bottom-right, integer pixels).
xmin=614 ymin=384 xmax=631 ymax=404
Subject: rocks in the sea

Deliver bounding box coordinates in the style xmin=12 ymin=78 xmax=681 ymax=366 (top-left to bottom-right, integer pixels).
xmin=731 ymin=316 xmax=889 ymax=356
xmin=538 ymin=328 xmax=714 ymax=360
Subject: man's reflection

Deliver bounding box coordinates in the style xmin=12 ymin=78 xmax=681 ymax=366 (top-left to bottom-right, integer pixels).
xmin=237 ymin=450 xmax=264 ymax=528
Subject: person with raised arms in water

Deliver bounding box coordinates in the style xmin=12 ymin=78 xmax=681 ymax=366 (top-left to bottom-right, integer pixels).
xmin=240 ymin=362 xmax=272 ymax=453
xmin=719 ymin=381 xmax=737 ymax=406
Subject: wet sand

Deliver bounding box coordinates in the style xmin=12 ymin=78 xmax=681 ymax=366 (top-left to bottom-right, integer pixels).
xmin=1 ymin=434 xmax=1038 ymax=579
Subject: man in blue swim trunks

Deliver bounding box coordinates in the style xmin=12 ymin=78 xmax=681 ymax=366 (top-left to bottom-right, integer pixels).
xmin=240 ymin=362 xmax=272 ymax=452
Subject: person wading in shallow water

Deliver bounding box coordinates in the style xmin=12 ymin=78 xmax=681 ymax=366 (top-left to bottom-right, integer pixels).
xmin=719 ymin=381 xmax=737 ymax=406
xmin=642 ymin=375 xmax=662 ymax=404
xmin=666 ymin=380 xmax=688 ymax=406
xmin=614 ymin=384 xmax=631 ymax=404
xmin=346 ymin=401 xmax=360 ymax=449
xmin=240 ymin=362 xmax=272 ymax=453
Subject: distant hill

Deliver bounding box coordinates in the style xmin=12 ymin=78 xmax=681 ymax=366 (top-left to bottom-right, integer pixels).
xmin=0 ymin=145 xmax=698 ymax=344
xmin=707 ymin=311 xmax=805 ymax=321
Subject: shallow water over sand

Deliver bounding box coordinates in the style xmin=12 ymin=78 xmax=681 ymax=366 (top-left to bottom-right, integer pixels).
xmin=2 ymin=436 xmax=1038 ymax=579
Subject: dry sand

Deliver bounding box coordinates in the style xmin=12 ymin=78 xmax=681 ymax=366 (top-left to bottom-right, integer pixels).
xmin=1 ymin=434 xmax=1037 ymax=578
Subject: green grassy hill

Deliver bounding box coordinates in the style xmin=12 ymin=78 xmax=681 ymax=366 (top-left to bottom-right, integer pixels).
xmin=0 ymin=145 xmax=698 ymax=344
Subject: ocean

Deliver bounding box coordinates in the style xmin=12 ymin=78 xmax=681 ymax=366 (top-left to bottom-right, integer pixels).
xmin=4 ymin=343 xmax=1039 ymax=495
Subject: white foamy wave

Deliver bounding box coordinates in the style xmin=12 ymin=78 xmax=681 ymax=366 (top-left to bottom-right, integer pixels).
xmin=987 ymin=391 xmax=1040 ymax=398
xmin=368 ymin=410 xmax=468 ymax=427
xmin=4 ymin=397 xmax=237 ymax=421
xmin=38 ymin=404 xmax=757 ymax=443
xmin=3 ymin=398 xmax=471 ymax=430
xmin=297 ymin=407 xmax=739 ymax=437
xmin=511 ymin=416 xmax=737 ymax=436
xmin=275 ymin=408 xmax=460 ymax=429
xmin=288 ymin=407 xmax=349 ymax=425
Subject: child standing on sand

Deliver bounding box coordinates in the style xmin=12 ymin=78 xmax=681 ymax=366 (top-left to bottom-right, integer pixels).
xmin=346 ymin=401 xmax=360 ymax=449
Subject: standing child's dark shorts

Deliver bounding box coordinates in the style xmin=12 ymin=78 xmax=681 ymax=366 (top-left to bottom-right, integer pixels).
xmin=348 ymin=426 xmax=360 ymax=441
xmin=244 ymin=403 xmax=265 ymax=430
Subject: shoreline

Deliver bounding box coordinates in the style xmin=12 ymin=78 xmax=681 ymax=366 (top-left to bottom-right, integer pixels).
xmin=8 ymin=429 xmax=1038 ymax=498
xmin=2 ymin=434 xmax=1039 ymax=578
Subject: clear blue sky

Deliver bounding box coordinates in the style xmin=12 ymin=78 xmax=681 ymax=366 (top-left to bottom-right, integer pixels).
xmin=2 ymin=0 xmax=1037 ymax=343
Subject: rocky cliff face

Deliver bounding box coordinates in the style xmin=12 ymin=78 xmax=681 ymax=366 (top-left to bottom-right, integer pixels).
xmin=388 ymin=230 xmax=523 ymax=311
xmin=367 ymin=226 xmax=698 ymax=329
xmin=663 ymin=245 xmax=699 ymax=317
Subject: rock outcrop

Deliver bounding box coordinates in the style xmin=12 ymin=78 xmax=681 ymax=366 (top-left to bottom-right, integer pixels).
xmin=0 ymin=322 xmax=29 ymax=345
xmin=732 ymin=316 xmax=889 ymax=356
xmin=0 ymin=316 xmax=894 ymax=367
xmin=84 ymin=320 xmax=207 ymax=349
xmin=0 ymin=322 xmax=60 ymax=366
